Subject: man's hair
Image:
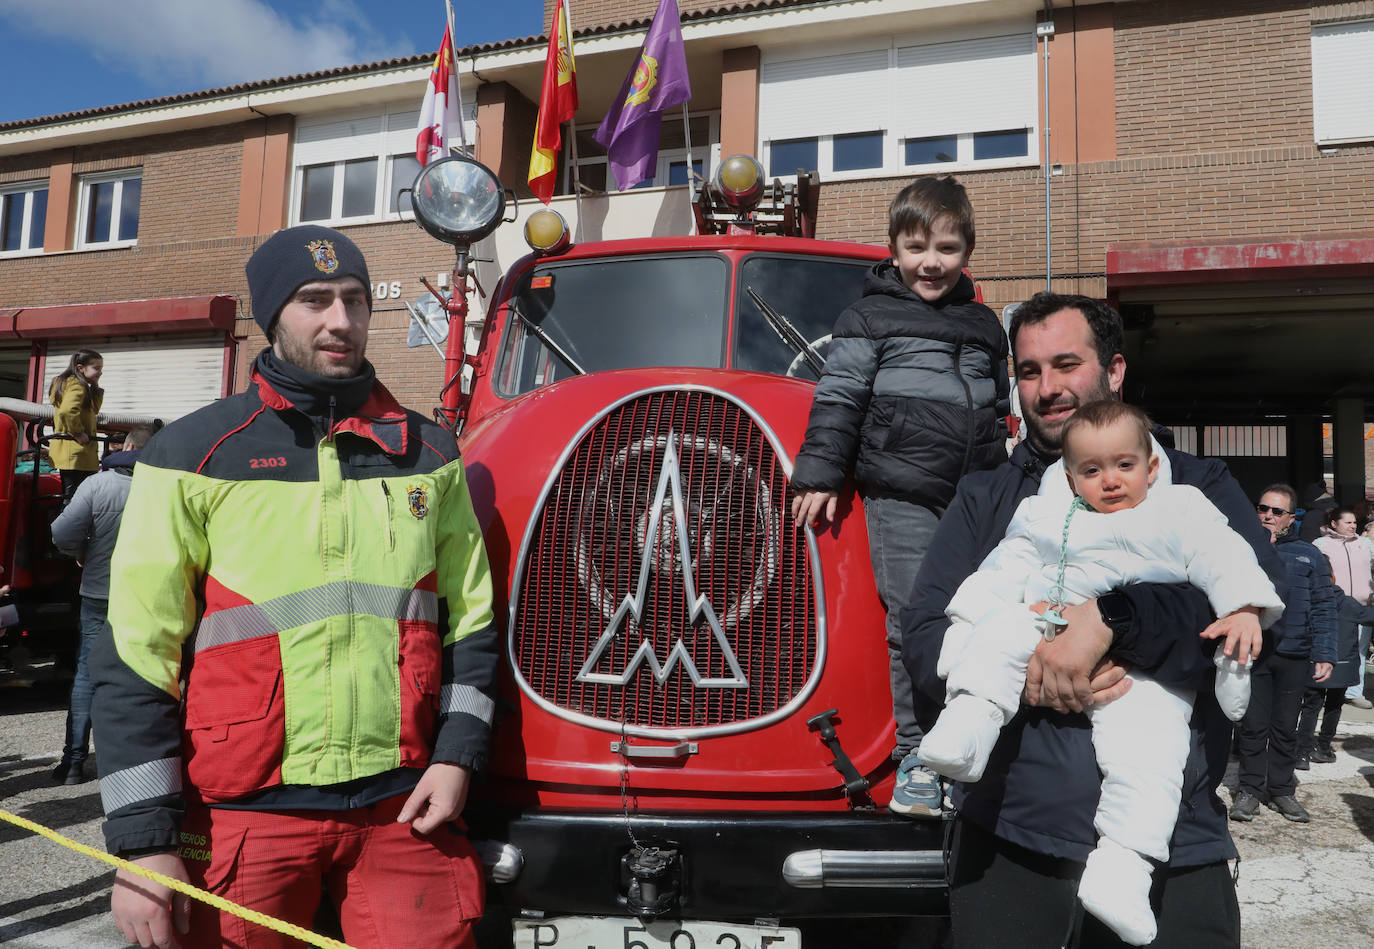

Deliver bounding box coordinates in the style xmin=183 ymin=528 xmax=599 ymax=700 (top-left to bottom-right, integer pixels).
xmin=1008 ymin=292 xmax=1124 ymax=370
xmin=123 ymin=426 xmax=155 ymax=451
xmin=1061 ymin=400 xmax=1153 ymax=461
xmin=1259 ymin=483 xmax=1297 ymax=512
xmin=887 ymin=175 xmax=976 ymax=250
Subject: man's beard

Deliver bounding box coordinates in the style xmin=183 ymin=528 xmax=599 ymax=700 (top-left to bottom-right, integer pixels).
xmin=274 ymin=334 xmax=364 ymax=378
xmin=1022 ymin=374 xmax=1115 ymax=456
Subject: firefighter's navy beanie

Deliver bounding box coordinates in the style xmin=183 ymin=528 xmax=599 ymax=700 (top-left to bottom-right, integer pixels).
xmin=245 ymin=225 xmax=372 ymax=333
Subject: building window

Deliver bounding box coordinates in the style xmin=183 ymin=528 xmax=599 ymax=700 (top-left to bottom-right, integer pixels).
xmin=292 ymin=103 xmax=474 ymax=225
xmin=760 ymin=28 xmax=1038 ymax=179
xmin=1311 ymin=20 xmax=1374 ymax=143
xmin=565 ymin=113 xmax=719 ymax=194
xmin=77 ymin=172 xmax=140 ymax=249
xmin=1 ymin=183 xmax=47 ymax=254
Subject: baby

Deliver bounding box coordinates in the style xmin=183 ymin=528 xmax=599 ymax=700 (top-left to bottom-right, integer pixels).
xmin=920 ymin=400 xmax=1283 ymax=946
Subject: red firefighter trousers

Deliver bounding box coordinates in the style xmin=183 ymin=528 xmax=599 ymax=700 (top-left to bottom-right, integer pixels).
xmin=177 ymin=793 xmax=483 ymax=948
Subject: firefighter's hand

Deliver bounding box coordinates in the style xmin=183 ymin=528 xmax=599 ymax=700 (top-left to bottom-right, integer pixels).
xmin=112 ymin=852 xmax=191 ymax=949
xmin=398 ymin=762 xmax=472 ymax=835
xmin=791 ymin=490 xmax=838 ymax=528
xmin=1023 ymin=599 xmax=1113 ymax=713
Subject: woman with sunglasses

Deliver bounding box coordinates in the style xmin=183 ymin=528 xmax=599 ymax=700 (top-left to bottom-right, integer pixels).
xmin=1314 ymin=506 xmax=1374 ymax=709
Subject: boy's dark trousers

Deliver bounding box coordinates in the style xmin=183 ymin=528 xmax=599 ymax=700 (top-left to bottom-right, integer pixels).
xmin=1296 ymin=686 xmax=1344 ymax=756
xmin=1236 ymin=652 xmax=1309 ymax=800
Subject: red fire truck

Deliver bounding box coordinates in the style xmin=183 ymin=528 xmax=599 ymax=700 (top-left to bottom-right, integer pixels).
xmin=409 ymin=156 xmax=950 ymax=948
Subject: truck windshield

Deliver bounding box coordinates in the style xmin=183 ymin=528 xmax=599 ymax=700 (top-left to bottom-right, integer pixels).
xmin=732 ymin=254 xmax=874 ymax=381
xmin=497 ymin=254 xmax=729 ymax=396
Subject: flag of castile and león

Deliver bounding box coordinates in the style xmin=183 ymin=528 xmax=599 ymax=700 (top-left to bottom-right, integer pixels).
xmin=416 ymin=21 xmax=465 ymax=165
xmin=528 ymin=0 xmax=578 ymax=204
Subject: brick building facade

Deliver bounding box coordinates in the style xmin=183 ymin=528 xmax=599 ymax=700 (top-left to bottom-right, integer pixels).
xmin=1 ymin=0 xmax=1370 ymax=495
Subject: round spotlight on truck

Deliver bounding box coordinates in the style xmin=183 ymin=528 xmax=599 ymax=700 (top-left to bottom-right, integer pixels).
xmin=410 ymin=156 xmax=507 ymax=247
xmin=713 ymin=155 xmax=765 ymax=212
xmin=524 ymin=208 xmax=571 ymax=255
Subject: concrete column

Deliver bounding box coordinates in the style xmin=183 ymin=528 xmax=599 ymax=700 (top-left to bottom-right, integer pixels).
xmin=476 ymin=82 xmax=538 ymax=199
xmin=1332 ymin=397 xmax=1366 ymax=504
xmin=42 ymin=148 xmax=75 ymax=252
xmin=1287 ymin=414 xmax=1324 ymax=495
xmin=720 ymin=47 xmax=760 ymax=160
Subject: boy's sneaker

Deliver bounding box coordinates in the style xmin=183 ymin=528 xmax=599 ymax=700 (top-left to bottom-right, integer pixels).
xmin=889 ymin=752 xmax=942 ymax=818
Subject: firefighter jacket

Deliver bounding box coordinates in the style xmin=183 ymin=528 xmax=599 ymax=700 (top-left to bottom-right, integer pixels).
xmin=91 ymin=362 xmax=499 ymax=856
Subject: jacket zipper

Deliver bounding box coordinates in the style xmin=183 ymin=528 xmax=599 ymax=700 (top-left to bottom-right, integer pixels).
xmin=380 ymin=482 xmax=396 ymax=550
xmin=953 ymin=343 xmax=976 ymax=477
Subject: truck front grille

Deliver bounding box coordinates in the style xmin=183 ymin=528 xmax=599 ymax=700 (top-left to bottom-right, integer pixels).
xmin=510 ymin=388 xmax=818 ymax=733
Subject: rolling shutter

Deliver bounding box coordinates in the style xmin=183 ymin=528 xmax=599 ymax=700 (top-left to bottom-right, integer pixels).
xmin=896 ymin=32 xmax=1037 ymax=138
xmin=44 ymin=334 xmax=228 ymax=423
xmin=759 ymin=48 xmax=890 ymax=140
xmin=1311 ymin=21 xmax=1374 ymax=143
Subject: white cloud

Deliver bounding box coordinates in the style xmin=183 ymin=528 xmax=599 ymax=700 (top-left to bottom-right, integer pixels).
xmin=0 ymin=0 xmax=420 ymax=92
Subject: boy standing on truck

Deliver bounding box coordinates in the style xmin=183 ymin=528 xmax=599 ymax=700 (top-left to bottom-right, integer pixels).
xmin=791 ymin=175 xmax=1009 ymax=816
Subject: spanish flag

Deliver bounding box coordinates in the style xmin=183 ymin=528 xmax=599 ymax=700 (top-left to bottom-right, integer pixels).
xmin=529 ymin=0 xmax=578 ymax=204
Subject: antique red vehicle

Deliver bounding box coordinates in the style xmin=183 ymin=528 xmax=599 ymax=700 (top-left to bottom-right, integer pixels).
xmin=409 ymin=156 xmax=951 ymax=948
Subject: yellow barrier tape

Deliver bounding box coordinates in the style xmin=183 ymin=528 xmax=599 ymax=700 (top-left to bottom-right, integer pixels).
xmin=0 ymin=807 xmax=355 ymax=949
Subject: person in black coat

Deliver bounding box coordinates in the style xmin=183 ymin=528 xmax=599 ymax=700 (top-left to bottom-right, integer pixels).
xmin=901 ymin=291 xmax=1286 ymax=949
xmin=1296 ymin=594 xmax=1374 ymax=766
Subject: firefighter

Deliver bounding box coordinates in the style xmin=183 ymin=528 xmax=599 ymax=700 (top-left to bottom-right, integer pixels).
xmin=91 ymin=225 xmax=498 ymax=949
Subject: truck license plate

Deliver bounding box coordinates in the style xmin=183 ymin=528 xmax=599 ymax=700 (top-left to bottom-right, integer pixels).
xmin=513 ymin=917 xmax=801 ymax=949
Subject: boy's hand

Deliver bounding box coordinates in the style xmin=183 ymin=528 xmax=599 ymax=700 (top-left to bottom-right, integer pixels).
xmin=791 ymin=490 xmax=838 ymax=528
xmin=1199 ymin=606 xmax=1263 ymax=664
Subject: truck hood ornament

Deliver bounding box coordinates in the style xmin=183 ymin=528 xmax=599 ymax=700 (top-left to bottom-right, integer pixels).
xmin=576 ymin=431 xmax=750 ymax=689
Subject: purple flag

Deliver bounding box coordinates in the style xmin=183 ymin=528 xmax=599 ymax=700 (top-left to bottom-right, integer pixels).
xmin=593 ymin=0 xmax=692 ymax=191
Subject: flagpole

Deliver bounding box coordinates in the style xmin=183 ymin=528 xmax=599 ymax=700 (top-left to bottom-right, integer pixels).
xmin=680 ymin=102 xmax=694 ymax=189
xmin=563 ymin=0 xmax=584 ymax=240
xmin=445 ymin=0 xmax=466 ymax=152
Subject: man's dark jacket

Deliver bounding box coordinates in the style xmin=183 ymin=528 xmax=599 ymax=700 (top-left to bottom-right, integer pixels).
xmin=1271 ymin=532 xmax=1338 ymax=661
xmin=790 ymin=263 xmax=1009 ymax=513
xmin=902 ymin=435 xmax=1287 ymax=866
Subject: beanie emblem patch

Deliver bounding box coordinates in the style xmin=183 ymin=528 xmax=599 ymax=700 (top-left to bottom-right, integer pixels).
xmin=307 ymin=239 xmax=340 ymax=274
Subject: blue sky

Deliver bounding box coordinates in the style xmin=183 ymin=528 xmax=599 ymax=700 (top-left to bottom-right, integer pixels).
xmin=0 ymin=0 xmax=545 ymax=124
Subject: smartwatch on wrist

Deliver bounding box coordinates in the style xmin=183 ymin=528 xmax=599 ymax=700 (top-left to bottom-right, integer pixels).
xmin=1097 ymin=591 xmax=1133 ymax=648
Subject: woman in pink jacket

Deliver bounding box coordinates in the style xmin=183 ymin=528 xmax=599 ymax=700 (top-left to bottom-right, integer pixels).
xmin=1315 ymin=507 xmax=1374 ymax=708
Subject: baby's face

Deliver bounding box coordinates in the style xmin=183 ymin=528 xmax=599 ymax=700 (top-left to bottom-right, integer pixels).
xmin=1064 ymin=421 xmax=1158 ymax=513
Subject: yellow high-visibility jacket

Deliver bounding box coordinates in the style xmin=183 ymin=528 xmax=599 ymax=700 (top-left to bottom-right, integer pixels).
xmin=92 ymin=367 xmax=497 ymax=856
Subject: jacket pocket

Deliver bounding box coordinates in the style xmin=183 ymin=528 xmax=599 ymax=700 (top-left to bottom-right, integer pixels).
xmin=183 ymin=636 xmax=285 ymax=800
xmin=398 ymin=617 xmax=441 ymax=767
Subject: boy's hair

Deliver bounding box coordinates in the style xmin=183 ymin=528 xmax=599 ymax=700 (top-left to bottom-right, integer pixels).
xmin=1008 ymin=292 xmax=1124 ymax=371
xmin=1061 ymin=401 xmax=1153 ymax=461
xmin=888 ymin=176 xmax=976 ymax=250
xmin=1259 ymin=483 xmax=1297 ymax=512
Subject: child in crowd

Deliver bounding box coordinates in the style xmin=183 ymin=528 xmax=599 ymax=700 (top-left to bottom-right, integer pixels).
xmin=921 ymin=401 xmax=1283 ymax=946
xmin=790 ymin=175 xmax=1010 ymax=817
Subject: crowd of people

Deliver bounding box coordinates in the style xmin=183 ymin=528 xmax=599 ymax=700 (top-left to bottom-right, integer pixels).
xmin=14 ymin=176 xmax=1370 ymax=949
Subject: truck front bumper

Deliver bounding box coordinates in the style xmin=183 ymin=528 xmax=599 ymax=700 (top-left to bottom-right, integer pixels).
xmin=468 ymin=809 xmax=948 ymax=921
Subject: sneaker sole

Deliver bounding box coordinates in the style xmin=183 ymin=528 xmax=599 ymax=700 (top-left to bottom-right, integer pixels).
xmin=889 ymin=799 xmax=943 ymax=818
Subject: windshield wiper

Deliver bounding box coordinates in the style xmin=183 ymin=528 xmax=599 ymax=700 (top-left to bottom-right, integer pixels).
xmin=745 ymin=285 xmax=825 ymax=376
xmin=509 ymin=300 xmax=587 ymax=376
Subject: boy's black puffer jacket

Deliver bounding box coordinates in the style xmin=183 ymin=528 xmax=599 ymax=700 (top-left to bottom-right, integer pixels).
xmin=790 ymin=262 xmax=1009 ymax=513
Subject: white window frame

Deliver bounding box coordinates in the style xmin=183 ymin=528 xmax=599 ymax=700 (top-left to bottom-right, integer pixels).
xmin=758 ymin=24 xmax=1039 ymax=183
xmin=291 ymin=101 xmax=477 ymax=226
xmin=1311 ymin=19 xmax=1374 ymax=144
xmin=565 ymin=111 xmax=720 ymax=194
xmin=0 ymin=181 xmax=48 ymax=256
xmin=76 ymin=170 xmax=140 ymax=250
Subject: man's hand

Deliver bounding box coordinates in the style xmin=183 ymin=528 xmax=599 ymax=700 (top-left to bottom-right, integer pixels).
xmin=397 ymin=762 xmax=472 ymax=835
xmin=1023 ymin=599 xmax=1113 ymax=713
xmin=1313 ymin=661 xmax=1333 ymax=683
xmin=111 ymin=852 xmax=191 ymax=949
xmin=1200 ymin=606 xmax=1262 ymax=664
xmin=791 ymin=490 xmax=838 ymax=529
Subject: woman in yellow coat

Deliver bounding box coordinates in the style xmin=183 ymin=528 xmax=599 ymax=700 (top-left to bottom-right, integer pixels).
xmin=48 ymin=349 xmax=104 ymax=503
